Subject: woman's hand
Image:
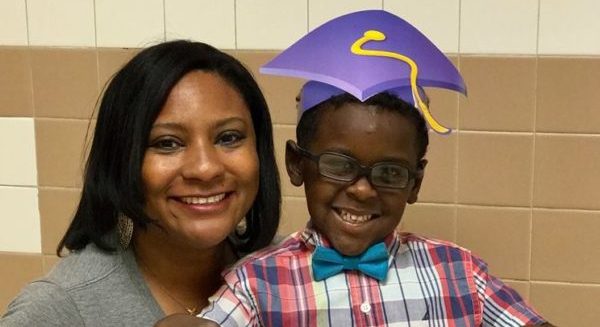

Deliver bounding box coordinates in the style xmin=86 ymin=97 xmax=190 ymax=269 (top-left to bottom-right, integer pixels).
xmin=154 ymin=314 xmax=219 ymax=327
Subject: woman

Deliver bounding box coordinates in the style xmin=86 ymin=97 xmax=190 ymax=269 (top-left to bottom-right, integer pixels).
xmin=1 ymin=40 xmax=280 ymax=326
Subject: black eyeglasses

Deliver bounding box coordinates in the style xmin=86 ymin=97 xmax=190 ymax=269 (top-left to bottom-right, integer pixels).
xmin=295 ymin=145 xmax=416 ymax=190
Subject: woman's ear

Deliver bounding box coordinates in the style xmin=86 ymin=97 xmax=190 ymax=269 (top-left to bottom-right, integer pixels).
xmin=285 ymin=140 xmax=305 ymax=187
xmin=407 ymin=159 xmax=427 ymax=204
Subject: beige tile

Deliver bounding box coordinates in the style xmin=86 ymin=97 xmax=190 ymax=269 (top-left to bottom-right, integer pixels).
xmin=95 ymin=0 xmax=165 ymax=48
xmin=0 ymin=186 xmax=41 ymax=253
xmin=531 ymin=209 xmax=600 ymax=283
xmin=400 ymin=203 xmax=456 ymax=242
xmin=31 ymin=48 xmax=98 ymax=119
xmin=0 ymin=253 xmax=43 ymax=313
xmin=530 ymin=282 xmax=600 ymax=327
xmin=42 ymin=254 xmax=60 ymax=274
xmin=419 ymin=131 xmax=456 ymax=203
xmin=35 ymin=119 xmax=90 ymax=188
xmin=39 ymin=187 xmax=81 ymax=255
xmin=503 ymin=279 xmax=530 ymax=302
xmin=457 ymin=132 xmax=533 ymax=206
xmin=278 ymin=196 xmax=309 ymax=236
xmin=165 ymin=0 xmax=235 ymax=49
xmin=0 ymin=48 xmax=33 ymax=117
xmin=385 ymin=0 xmax=460 ymax=53
xmin=0 ymin=118 xmax=37 ymax=186
xmin=536 ymin=58 xmax=600 ymax=133
xmin=273 ymin=124 xmax=304 ymax=197
xmin=233 ymin=51 xmax=304 ymax=125
xmin=533 ymin=135 xmax=600 ymax=210
xmin=0 ymin=1 xmax=28 ymax=46
xmin=539 ymin=1 xmax=600 ymax=55
xmin=456 ymin=206 xmax=530 ymax=280
xmin=459 ymin=57 xmax=536 ymax=132
xmin=236 ymin=0 xmax=307 ymax=50
xmin=460 ymin=0 xmax=538 ymax=54
xmin=309 ymin=0 xmax=382 ymax=30
xmin=27 ymin=0 xmax=95 ymax=47
xmin=98 ymin=48 xmax=139 ymax=92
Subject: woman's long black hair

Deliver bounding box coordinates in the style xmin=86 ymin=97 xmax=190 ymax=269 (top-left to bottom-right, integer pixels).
xmin=58 ymin=40 xmax=280 ymax=255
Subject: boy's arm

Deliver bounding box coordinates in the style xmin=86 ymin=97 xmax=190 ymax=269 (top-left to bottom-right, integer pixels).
xmin=472 ymin=256 xmax=551 ymax=327
xmin=154 ymin=314 xmax=219 ymax=327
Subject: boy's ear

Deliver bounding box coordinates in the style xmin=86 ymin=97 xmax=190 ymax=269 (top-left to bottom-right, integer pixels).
xmin=407 ymin=159 xmax=427 ymax=204
xmin=285 ymin=140 xmax=305 ymax=187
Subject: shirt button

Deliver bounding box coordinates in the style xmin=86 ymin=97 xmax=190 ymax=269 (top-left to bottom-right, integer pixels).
xmin=360 ymin=301 xmax=371 ymax=313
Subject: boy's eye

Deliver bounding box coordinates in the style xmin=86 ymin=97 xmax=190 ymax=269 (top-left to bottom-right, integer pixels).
xmin=150 ymin=138 xmax=183 ymax=152
xmin=217 ymin=131 xmax=245 ymax=147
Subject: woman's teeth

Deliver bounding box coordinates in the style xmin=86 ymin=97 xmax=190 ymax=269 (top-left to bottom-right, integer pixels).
xmin=339 ymin=210 xmax=373 ymax=224
xmin=180 ymin=193 xmax=225 ymax=205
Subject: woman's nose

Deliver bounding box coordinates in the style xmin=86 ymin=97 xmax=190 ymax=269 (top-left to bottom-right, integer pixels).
xmin=181 ymin=144 xmax=225 ymax=182
xmin=345 ymin=176 xmax=378 ymax=201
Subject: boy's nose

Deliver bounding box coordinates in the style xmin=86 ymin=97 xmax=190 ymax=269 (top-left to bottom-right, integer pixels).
xmin=345 ymin=176 xmax=378 ymax=201
xmin=181 ymin=145 xmax=225 ymax=182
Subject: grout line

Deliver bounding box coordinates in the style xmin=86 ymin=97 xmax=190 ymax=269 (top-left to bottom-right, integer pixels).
xmin=0 ymin=184 xmax=37 ymax=188
xmin=234 ymin=0 xmax=238 ymax=49
xmin=162 ymin=0 xmax=167 ymax=41
xmin=24 ymin=0 xmax=31 ymax=46
xmin=528 ymin=280 xmax=600 ymax=287
xmin=536 ymin=0 xmax=541 ymax=56
xmin=93 ymin=0 xmax=98 ymax=48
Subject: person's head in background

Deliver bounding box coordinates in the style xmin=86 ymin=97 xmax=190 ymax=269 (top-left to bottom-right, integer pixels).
xmin=286 ymin=91 xmax=428 ymax=256
xmin=58 ymin=40 xmax=280 ymax=257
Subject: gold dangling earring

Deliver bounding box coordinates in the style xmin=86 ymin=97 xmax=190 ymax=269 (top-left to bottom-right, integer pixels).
xmin=118 ymin=214 xmax=133 ymax=249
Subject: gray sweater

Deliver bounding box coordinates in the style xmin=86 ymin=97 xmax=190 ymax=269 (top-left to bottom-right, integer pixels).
xmin=1 ymin=243 xmax=164 ymax=326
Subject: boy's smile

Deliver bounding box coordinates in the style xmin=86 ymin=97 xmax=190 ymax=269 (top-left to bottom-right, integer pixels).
xmin=287 ymin=102 xmax=426 ymax=256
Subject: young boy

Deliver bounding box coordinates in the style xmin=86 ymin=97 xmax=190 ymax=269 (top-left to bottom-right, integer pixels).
xmin=156 ymin=10 xmax=550 ymax=327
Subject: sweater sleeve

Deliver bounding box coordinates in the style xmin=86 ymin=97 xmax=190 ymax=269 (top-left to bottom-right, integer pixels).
xmin=0 ymin=280 xmax=84 ymax=326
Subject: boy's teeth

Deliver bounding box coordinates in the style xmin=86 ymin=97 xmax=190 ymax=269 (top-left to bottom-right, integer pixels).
xmin=339 ymin=210 xmax=373 ymax=224
xmin=181 ymin=193 xmax=225 ymax=204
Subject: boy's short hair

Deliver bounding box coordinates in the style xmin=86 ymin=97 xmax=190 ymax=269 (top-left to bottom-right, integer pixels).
xmin=296 ymin=92 xmax=429 ymax=162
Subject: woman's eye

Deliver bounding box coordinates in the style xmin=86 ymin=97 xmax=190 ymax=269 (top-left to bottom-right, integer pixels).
xmin=217 ymin=131 xmax=245 ymax=147
xmin=150 ymin=138 xmax=183 ymax=151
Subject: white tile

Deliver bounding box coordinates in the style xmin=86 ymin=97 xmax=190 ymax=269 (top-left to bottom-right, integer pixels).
xmin=539 ymin=0 xmax=600 ymax=55
xmin=384 ymin=0 xmax=460 ymax=53
xmin=0 ymin=186 xmax=41 ymax=253
xmin=165 ymin=0 xmax=235 ymax=49
xmin=27 ymin=0 xmax=95 ymax=47
xmin=460 ymin=0 xmax=538 ymax=54
xmin=0 ymin=0 xmax=28 ymax=46
xmin=96 ymin=0 xmax=165 ymax=48
xmin=0 ymin=118 xmax=37 ymax=186
xmin=236 ymin=0 xmax=308 ymax=50
xmin=309 ymin=0 xmax=382 ymax=31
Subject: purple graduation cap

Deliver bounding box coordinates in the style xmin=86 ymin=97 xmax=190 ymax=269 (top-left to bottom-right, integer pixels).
xmin=260 ymin=10 xmax=466 ymax=134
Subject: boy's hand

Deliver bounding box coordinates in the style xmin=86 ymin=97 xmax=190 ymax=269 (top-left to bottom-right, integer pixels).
xmin=154 ymin=314 xmax=219 ymax=327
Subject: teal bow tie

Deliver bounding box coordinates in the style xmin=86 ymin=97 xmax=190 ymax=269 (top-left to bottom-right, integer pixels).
xmin=311 ymin=242 xmax=389 ymax=281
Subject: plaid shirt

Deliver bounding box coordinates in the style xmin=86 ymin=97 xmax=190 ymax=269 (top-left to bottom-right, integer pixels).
xmin=201 ymin=228 xmax=545 ymax=327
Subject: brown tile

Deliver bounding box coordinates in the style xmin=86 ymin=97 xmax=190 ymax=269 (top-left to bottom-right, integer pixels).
xmin=456 ymin=206 xmax=531 ymax=280
xmin=537 ymin=57 xmax=600 ymax=133
xmin=400 ymin=203 xmax=456 ymax=242
xmin=42 ymin=254 xmax=61 ymax=274
xmin=31 ymin=48 xmax=98 ymax=119
xmin=97 ymin=48 xmax=139 ymax=90
xmin=531 ymin=209 xmax=600 ymax=283
xmin=278 ymin=196 xmax=309 ymax=236
xmin=35 ymin=119 xmax=90 ymax=187
xmin=459 ymin=56 xmax=536 ymax=132
xmin=0 ymin=48 xmax=33 ymax=117
xmin=39 ymin=187 xmax=81 ymax=255
xmin=457 ymin=132 xmax=533 ymax=206
xmin=530 ymin=282 xmax=600 ymax=327
xmin=0 ymin=253 xmax=43 ymax=313
xmin=273 ymin=124 xmax=304 ymax=197
xmin=232 ymin=51 xmax=304 ymax=125
xmin=419 ymin=132 xmax=457 ymax=203
xmin=533 ymin=134 xmax=600 ymax=210
xmin=503 ymin=279 xmax=530 ymax=302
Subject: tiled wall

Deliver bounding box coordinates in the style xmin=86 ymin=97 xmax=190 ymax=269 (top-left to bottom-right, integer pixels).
xmin=1 ymin=1 xmax=599 ymax=325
